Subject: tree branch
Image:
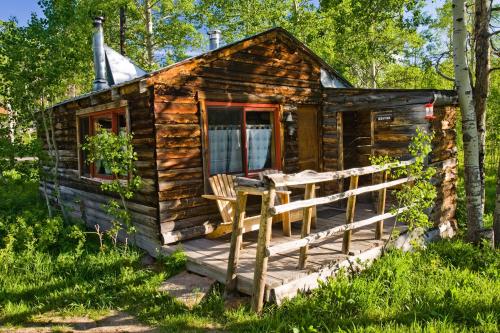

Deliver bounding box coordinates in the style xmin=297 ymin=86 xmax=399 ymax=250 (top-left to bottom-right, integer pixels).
xmin=434 ymin=52 xmax=455 ymax=82
xmin=490 ymin=30 xmax=500 ymax=37
xmin=490 ymin=67 xmax=500 ymax=74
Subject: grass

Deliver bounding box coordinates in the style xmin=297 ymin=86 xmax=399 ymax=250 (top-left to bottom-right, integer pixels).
xmin=0 ymin=180 xmax=499 ymax=332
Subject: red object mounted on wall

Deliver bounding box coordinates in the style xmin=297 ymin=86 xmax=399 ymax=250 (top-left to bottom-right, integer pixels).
xmin=425 ymin=103 xmax=436 ymax=120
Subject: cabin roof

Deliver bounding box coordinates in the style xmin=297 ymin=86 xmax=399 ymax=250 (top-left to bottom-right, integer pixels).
xmin=51 ymin=27 xmax=352 ymax=108
xmin=323 ymin=87 xmax=458 ymax=107
xmin=104 ymin=45 xmax=147 ymax=86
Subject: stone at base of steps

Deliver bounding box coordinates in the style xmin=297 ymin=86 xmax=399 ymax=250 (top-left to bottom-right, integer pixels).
xmin=158 ymin=271 xmax=216 ymax=309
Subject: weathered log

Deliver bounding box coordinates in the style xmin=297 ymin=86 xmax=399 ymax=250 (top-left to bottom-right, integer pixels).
xmin=271 ymin=176 xmax=414 ymax=216
xmin=266 ymin=207 xmax=409 ymax=257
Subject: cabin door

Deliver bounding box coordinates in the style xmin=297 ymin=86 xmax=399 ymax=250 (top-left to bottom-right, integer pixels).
xmin=297 ymin=105 xmax=319 ymax=171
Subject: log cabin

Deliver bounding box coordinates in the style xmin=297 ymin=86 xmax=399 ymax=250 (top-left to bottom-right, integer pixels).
xmin=41 ymin=19 xmax=458 ymax=256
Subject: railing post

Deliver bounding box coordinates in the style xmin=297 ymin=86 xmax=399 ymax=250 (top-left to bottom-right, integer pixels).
xmin=298 ymin=183 xmax=316 ymax=269
xmin=251 ymin=185 xmax=276 ymax=313
xmin=342 ymin=175 xmax=359 ymax=254
xmin=225 ymin=189 xmax=248 ymax=295
xmin=375 ymin=171 xmax=388 ymax=240
xmin=279 ymin=192 xmax=291 ymax=237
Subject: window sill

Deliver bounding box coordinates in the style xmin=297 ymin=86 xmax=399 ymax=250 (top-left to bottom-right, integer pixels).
xmin=80 ymin=176 xmax=128 ymax=186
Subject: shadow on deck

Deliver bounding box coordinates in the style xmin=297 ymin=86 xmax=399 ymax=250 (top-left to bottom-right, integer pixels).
xmin=173 ymin=202 xmax=403 ymax=304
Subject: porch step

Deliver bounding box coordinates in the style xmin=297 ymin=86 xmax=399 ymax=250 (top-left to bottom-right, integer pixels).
xmin=158 ymin=271 xmax=216 ymax=309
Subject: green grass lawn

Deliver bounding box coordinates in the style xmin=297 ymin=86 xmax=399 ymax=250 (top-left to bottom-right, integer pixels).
xmin=0 ymin=181 xmax=498 ymax=332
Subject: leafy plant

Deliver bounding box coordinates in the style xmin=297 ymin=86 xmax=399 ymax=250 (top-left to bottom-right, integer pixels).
xmin=82 ymin=127 xmax=142 ymax=247
xmin=370 ymin=128 xmax=437 ymax=237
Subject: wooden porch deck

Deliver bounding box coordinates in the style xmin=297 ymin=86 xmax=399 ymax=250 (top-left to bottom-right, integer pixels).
xmin=177 ymin=202 xmax=402 ymax=304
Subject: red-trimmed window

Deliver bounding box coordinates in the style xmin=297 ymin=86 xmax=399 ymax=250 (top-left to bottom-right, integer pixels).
xmin=205 ymin=102 xmax=281 ymax=176
xmin=78 ymin=108 xmax=127 ymax=179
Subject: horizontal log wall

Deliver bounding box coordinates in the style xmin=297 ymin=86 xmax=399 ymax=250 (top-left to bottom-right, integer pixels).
xmin=322 ymin=89 xmax=458 ymax=229
xmin=40 ymin=83 xmax=161 ymax=246
xmin=153 ymin=31 xmax=326 ymax=244
xmin=40 ymin=182 xmax=161 ymax=255
xmin=283 ymin=104 xmax=299 ymax=174
xmin=321 ymin=106 xmax=340 ymax=194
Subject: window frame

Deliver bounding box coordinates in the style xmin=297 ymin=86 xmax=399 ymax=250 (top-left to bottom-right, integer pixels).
xmin=204 ymin=101 xmax=282 ymax=177
xmin=76 ymin=101 xmax=129 ymax=180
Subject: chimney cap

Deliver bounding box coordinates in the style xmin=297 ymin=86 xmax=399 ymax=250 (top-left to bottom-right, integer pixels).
xmin=93 ymin=16 xmax=105 ymax=27
xmin=207 ymin=29 xmax=221 ymax=36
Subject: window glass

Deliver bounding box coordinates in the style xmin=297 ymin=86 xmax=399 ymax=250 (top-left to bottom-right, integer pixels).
xmin=93 ymin=115 xmax=113 ymax=176
xmin=118 ymin=114 xmax=127 ymax=135
xmin=79 ymin=117 xmax=90 ymax=176
xmin=246 ymin=111 xmax=272 ymax=171
xmin=208 ymin=107 xmax=243 ymax=175
xmin=78 ymin=110 xmax=126 ymax=179
xmin=95 ymin=116 xmax=112 ymax=131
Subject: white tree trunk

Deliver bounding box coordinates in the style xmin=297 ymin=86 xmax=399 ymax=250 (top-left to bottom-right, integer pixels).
xmin=144 ymin=0 xmax=154 ymax=68
xmin=452 ymin=0 xmax=483 ymax=242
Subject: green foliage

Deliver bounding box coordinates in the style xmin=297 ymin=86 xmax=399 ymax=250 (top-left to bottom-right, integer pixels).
xmin=315 ymin=0 xmax=430 ymax=87
xmin=0 ymin=0 xmax=465 ymax=121
xmin=82 ymin=127 xmax=142 ymax=240
xmin=0 ymin=118 xmax=44 ymax=183
xmin=485 ymin=67 xmax=500 ymax=172
xmin=0 ymin=182 xmax=182 ymax=326
xmin=158 ymin=248 xmax=188 ymax=276
xmin=197 ymin=0 xmax=435 ymax=88
xmin=257 ymin=240 xmax=499 ymax=333
xmin=83 ymin=127 xmax=141 ymax=199
xmin=370 ymin=128 xmax=437 ymax=231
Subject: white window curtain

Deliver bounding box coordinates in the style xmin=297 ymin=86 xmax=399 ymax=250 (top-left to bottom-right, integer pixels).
xmin=247 ymin=124 xmax=272 ymax=171
xmin=209 ymin=125 xmax=242 ymax=174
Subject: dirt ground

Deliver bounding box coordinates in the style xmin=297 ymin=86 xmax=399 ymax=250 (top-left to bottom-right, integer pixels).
xmin=0 ymin=311 xmax=160 ymax=333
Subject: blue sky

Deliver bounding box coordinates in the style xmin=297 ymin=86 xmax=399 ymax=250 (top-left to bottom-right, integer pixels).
xmin=0 ymin=0 xmax=43 ymax=25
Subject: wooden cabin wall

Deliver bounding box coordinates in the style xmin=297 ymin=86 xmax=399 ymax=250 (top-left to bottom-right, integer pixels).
xmin=282 ymin=104 xmax=300 ymax=174
xmin=153 ymin=90 xmax=218 ymax=244
xmin=429 ymin=106 xmax=458 ymax=230
xmin=152 ymin=32 xmax=325 ymax=244
xmin=321 ymin=107 xmax=341 ymax=195
xmin=373 ymin=106 xmax=429 ymax=157
xmin=373 ymin=105 xmax=457 ymax=229
xmin=323 ymin=89 xmax=458 ymax=230
xmin=40 ymin=86 xmax=162 ymax=255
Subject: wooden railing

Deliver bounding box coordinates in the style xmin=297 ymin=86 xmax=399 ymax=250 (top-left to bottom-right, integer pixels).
xmin=224 ymin=159 xmax=415 ymax=313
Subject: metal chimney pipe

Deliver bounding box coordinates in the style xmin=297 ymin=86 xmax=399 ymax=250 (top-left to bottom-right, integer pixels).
xmin=208 ymin=30 xmax=221 ymax=50
xmin=92 ymin=16 xmax=109 ymax=91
